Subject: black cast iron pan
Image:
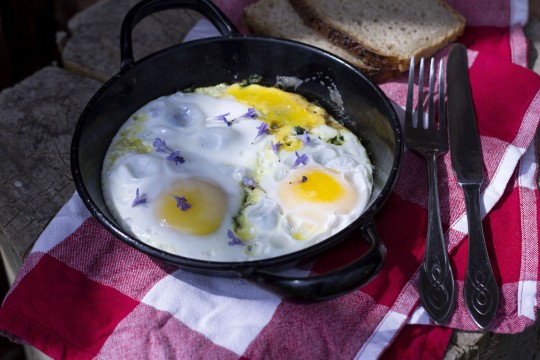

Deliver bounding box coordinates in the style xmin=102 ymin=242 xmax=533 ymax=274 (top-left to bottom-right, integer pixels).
xmin=70 ymin=0 xmax=403 ymax=302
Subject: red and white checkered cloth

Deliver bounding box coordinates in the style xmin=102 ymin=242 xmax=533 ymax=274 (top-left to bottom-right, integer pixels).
xmin=1 ymin=0 xmax=540 ymax=358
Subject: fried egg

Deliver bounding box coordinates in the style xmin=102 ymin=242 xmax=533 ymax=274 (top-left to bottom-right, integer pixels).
xmin=102 ymin=82 xmax=373 ymax=261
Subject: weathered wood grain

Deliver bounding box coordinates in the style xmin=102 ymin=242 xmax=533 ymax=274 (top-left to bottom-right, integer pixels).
xmin=0 ymin=66 xmax=101 ymax=261
xmin=61 ymin=0 xmax=201 ymax=82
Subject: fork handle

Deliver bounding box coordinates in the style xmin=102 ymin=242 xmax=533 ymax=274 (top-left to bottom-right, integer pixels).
xmin=461 ymin=182 xmax=499 ymax=329
xmin=419 ymin=153 xmax=456 ymax=324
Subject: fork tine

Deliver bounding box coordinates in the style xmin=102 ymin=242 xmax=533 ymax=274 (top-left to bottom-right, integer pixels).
xmin=427 ymin=58 xmax=436 ymax=129
xmin=438 ymin=58 xmax=447 ymax=132
xmin=405 ymin=57 xmax=415 ymax=129
xmin=417 ymin=58 xmax=425 ymax=129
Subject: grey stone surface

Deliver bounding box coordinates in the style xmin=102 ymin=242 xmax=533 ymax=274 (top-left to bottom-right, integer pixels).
xmin=0 ymin=66 xmax=101 ymax=261
xmin=61 ymin=0 xmax=201 ymax=81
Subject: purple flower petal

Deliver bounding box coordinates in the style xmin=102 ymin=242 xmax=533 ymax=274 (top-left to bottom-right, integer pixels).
xmin=241 ymin=108 xmax=258 ymax=119
xmin=252 ymin=122 xmax=270 ymax=143
xmin=153 ymin=138 xmax=170 ymax=153
xmin=166 ymin=150 xmax=185 ymax=165
xmin=153 ymin=138 xmax=185 ymax=165
xmin=242 ymin=176 xmax=266 ymax=193
xmin=293 ymin=152 xmax=309 ymax=168
xmin=298 ymin=133 xmax=311 ymax=144
xmin=131 ymin=188 xmax=147 ymax=207
xmin=216 ymin=112 xmax=232 ymax=126
xmin=227 ymin=230 xmax=243 ymax=246
xmin=270 ymin=141 xmax=283 ymax=156
xmin=172 ymin=195 xmax=191 ymax=211
xmin=242 ymin=176 xmax=257 ymax=187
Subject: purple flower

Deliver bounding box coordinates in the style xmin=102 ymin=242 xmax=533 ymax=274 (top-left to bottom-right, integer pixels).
xmin=270 ymin=141 xmax=283 ymax=156
xmin=297 ymin=132 xmax=311 ymax=144
xmin=227 ymin=230 xmax=243 ymax=246
xmin=153 ymin=138 xmax=185 ymax=165
xmin=242 ymin=176 xmax=266 ymax=193
xmin=293 ymin=152 xmax=309 ymax=168
xmin=242 ymin=176 xmax=258 ymax=188
xmin=252 ymin=122 xmax=270 ymax=143
xmin=216 ymin=112 xmax=232 ymax=126
xmin=153 ymin=138 xmax=170 ymax=153
xmin=166 ymin=150 xmax=185 ymax=165
xmin=240 ymin=108 xmax=258 ymax=119
xmin=172 ymin=195 xmax=191 ymax=211
xmin=131 ymin=188 xmax=147 ymax=207
xmin=289 ymin=176 xmax=308 ymax=184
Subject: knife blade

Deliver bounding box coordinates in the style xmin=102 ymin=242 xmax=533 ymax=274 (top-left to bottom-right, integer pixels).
xmin=447 ymin=43 xmax=499 ymax=329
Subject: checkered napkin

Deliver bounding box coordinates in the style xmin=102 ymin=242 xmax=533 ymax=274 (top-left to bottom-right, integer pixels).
xmin=1 ymin=0 xmax=540 ymax=359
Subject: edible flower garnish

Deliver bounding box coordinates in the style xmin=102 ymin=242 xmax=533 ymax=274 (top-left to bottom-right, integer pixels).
xmin=227 ymin=230 xmax=243 ymax=246
xmin=271 ymin=141 xmax=283 ymax=157
xmin=240 ymin=107 xmax=257 ymax=119
xmin=297 ymin=132 xmax=311 ymax=144
xmin=131 ymin=188 xmax=147 ymax=207
xmin=153 ymin=138 xmax=185 ymax=165
xmin=293 ymin=152 xmax=309 ymax=168
xmin=172 ymin=195 xmax=191 ymax=211
xmin=294 ymin=126 xmax=311 ymax=144
xmin=252 ymin=122 xmax=270 ymax=143
xmin=153 ymin=138 xmax=170 ymax=153
xmin=166 ymin=150 xmax=185 ymax=165
xmin=242 ymin=176 xmax=266 ymax=193
xmin=210 ymin=109 xmax=257 ymax=127
xmin=289 ymin=176 xmax=308 ymax=184
xmin=216 ymin=112 xmax=232 ymax=126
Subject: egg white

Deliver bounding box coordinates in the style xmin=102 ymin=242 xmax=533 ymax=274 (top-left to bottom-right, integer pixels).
xmin=102 ymin=86 xmax=373 ymax=262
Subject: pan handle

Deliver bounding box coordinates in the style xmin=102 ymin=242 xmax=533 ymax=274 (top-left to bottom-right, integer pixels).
xmin=248 ymin=220 xmax=386 ymax=302
xmin=120 ymin=0 xmax=239 ymax=72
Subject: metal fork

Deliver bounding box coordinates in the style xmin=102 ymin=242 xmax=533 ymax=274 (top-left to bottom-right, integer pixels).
xmin=405 ymin=57 xmax=456 ymax=324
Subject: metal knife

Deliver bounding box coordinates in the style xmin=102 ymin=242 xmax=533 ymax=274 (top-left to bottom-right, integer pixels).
xmin=447 ymin=44 xmax=499 ymax=329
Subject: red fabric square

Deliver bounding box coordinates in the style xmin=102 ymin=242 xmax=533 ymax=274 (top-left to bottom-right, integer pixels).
xmin=0 ymin=254 xmax=139 ymax=359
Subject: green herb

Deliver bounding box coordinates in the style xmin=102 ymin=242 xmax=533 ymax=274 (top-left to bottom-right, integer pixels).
xmin=294 ymin=126 xmax=306 ymax=135
xmin=239 ymin=74 xmax=263 ymax=87
xmin=329 ymin=135 xmax=345 ymax=145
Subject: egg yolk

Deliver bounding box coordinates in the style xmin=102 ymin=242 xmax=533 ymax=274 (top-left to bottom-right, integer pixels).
xmin=226 ymin=84 xmax=327 ymax=151
xmin=276 ymin=169 xmax=359 ymax=240
xmin=290 ymin=170 xmax=344 ymax=202
xmin=155 ymin=178 xmax=228 ymax=235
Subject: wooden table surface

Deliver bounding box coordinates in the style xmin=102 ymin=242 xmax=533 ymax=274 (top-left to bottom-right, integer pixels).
xmin=0 ymin=0 xmax=539 ymax=358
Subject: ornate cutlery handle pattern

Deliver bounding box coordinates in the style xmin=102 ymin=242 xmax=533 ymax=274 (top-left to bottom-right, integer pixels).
xmin=461 ymin=182 xmax=499 ymax=329
xmin=421 ymin=254 xmax=453 ymax=311
xmin=419 ymin=154 xmax=456 ymax=324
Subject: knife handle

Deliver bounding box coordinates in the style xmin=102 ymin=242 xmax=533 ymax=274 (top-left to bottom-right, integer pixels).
xmin=461 ymin=182 xmax=499 ymax=329
xmin=419 ymin=154 xmax=456 ymax=324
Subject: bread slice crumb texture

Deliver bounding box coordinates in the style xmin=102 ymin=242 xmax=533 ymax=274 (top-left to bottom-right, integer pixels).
xmin=289 ymin=0 xmax=465 ymax=71
xmin=243 ymin=0 xmax=399 ymax=82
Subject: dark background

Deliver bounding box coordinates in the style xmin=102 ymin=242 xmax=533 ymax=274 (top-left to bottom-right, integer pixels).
xmin=0 ymin=0 xmax=98 ymax=91
xmin=0 ymin=1 xmax=97 ymax=358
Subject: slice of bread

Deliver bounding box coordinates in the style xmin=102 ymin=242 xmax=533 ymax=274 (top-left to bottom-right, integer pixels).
xmin=243 ymin=0 xmax=399 ymax=83
xmin=289 ymin=0 xmax=466 ymax=71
